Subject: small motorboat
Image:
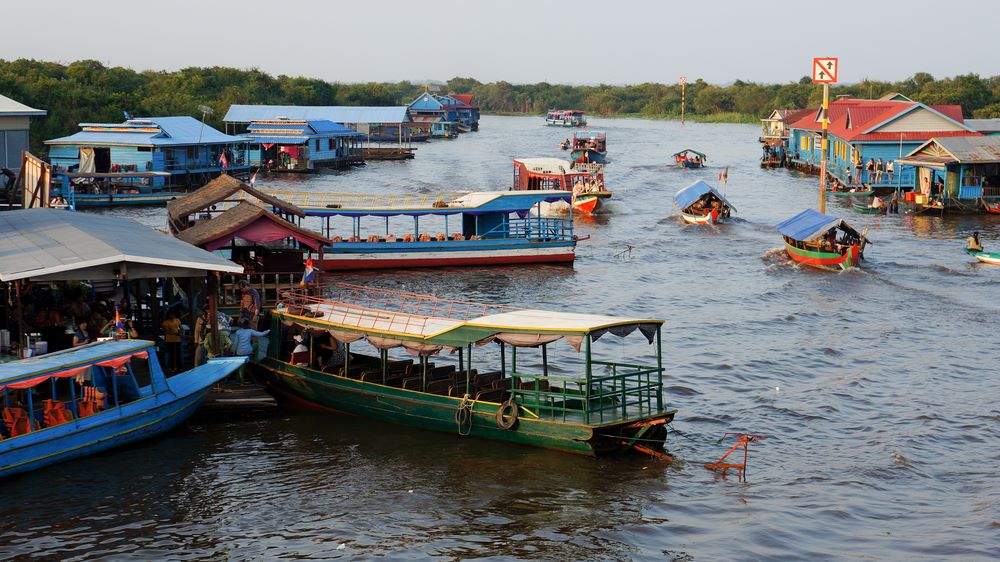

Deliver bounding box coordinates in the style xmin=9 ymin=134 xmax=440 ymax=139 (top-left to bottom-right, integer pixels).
xmin=674 ymin=180 xmax=736 ymax=225
xmin=776 ymin=209 xmax=870 ymax=271
xmin=0 ymin=339 xmax=246 ymax=479
xmin=965 ymin=246 xmax=1000 ymax=265
xmin=672 ymin=149 xmax=707 ymax=169
xmin=983 ymin=201 xmax=1000 ymax=214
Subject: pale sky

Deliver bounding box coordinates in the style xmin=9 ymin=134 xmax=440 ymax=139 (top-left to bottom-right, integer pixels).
xmin=4 ymin=0 xmax=998 ymax=85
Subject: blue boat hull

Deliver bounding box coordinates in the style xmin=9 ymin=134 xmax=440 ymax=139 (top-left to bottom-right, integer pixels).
xmin=0 ymin=358 xmax=244 ymax=479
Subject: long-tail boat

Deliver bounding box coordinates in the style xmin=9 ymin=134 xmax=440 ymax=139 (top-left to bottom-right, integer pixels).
xmin=260 ymin=190 xmax=578 ymax=270
xmin=984 ymin=201 xmax=1000 ymax=214
xmin=672 ymin=149 xmax=707 ymax=169
xmin=253 ymin=284 xmax=676 ymax=457
xmin=512 ymin=158 xmax=611 ymax=214
xmin=674 ymin=180 xmax=737 ymax=225
xmin=545 ymin=110 xmax=587 ymax=127
xmin=776 ymin=209 xmax=869 ymax=271
xmin=0 ymin=340 xmax=245 ymax=478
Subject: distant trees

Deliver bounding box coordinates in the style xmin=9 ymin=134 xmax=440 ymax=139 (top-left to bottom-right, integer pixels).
xmin=2 ymin=58 xmax=998 ymax=155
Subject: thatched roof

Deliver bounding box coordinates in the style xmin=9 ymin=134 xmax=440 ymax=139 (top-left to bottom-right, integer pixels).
xmin=166 ymin=174 xmax=305 ymax=221
xmin=175 ymin=201 xmax=330 ymax=251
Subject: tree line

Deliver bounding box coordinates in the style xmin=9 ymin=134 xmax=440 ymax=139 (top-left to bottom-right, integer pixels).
xmin=2 ymin=59 xmax=999 ymax=155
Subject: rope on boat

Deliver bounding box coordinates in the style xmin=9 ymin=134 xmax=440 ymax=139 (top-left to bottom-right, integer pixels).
xmin=455 ymin=394 xmax=474 ymax=436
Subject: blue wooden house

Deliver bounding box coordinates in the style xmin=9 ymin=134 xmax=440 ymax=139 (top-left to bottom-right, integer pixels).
xmin=45 ymin=117 xmax=250 ymax=189
xmin=241 ymin=119 xmax=363 ymax=171
xmin=408 ymin=92 xmax=479 ymax=131
xmin=897 ymin=136 xmax=1000 ymax=207
xmin=785 ymin=96 xmax=978 ymax=190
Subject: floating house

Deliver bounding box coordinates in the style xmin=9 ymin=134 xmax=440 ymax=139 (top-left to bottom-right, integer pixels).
xmin=785 ymin=96 xmax=978 ymax=189
xmin=965 ymin=119 xmax=1000 ymax=136
xmin=241 ymin=119 xmax=363 ymax=171
xmin=897 ymin=136 xmax=1000 ymax=208
xmin=45 ymin=117 xmax=250 ymax=189
xmin=408 ymin=93 xmax=479 ymax=132
xmin=760 ymin=108 xmax=813 ymax=143
xmin=223 ymin=105 xmax=412 ymax=138
xmin=0 ymin=94 xmax=46 ymax=172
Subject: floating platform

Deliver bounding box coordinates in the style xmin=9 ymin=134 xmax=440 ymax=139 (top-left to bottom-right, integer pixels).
xmin=362 ymin=147 xmax=416 ymax=160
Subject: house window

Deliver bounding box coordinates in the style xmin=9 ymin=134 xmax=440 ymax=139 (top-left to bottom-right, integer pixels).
xmin=316 ymin=140 xmax=321 ymax=152
xmin=187 ymin=146 xmax=198 ymax=160
xmin=328 ymin=138 xmax=335 ymax=150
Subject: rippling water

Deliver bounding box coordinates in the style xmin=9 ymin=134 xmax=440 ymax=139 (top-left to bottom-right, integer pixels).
xmin=3 ymin=116 xmax=999 ymax=560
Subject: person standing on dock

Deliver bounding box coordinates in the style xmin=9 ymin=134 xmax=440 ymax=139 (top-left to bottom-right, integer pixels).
xmin=886 ymin=160 xmax=895 ymax=183
xmin=238 ymin=280 xmax=261 ymax=329
xmin=865 ymin=158 xmax=874 ymax=183
xmin=874 ymin=159 xmax=884 ymax=184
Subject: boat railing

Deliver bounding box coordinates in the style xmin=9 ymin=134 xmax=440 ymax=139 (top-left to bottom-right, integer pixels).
xmin=494 ymin=217 xmax=574 ymax=241
xmin=510 ymin=360 xmax=663 ymax=424
xmin=253 ymin=190 xmax=464 ymax=212
xmin=278 ymin=283 xmax=517 ymax=325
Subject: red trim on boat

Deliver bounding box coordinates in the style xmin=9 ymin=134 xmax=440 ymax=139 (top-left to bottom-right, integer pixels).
xmin=317 ymin=252 xmax=576 ymax=270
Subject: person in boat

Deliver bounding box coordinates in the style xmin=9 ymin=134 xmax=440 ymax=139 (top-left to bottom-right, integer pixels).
xmin=70 ymin=319 xmax=91 ymax=347
xmin=967 ymin=232 xmax=984 ymax=252
xmin=99 ymin=316 xmax=137 ymax=340
xmin=201 ymin=325 xmax=232 ymax=360
xmin=822 ymin=228 xmax=838 ymax=252
xmin=291 ymin=334 xmax=310 ymax=366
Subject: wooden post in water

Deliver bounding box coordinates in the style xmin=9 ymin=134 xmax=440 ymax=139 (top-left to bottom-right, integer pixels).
xmin=819 ymin=83 xmax=830 ymax=214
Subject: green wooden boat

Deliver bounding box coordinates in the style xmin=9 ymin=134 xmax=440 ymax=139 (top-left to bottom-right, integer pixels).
xmin=253 ymin=284 xmax=676 ymax=457
xmin=829 ymin=189 xmax=874 ymax=197
xmin=852 ymin=202 xmax=885 ymax=214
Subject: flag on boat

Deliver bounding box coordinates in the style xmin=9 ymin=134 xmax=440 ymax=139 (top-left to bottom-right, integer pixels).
xmin=219 ymin=151 xmax=229 ymax=169
xmin=114 ymin=305 xmax=125 ymax=335
xmin=249 ymin=169 xmax=258 ymax=188
xmin=719 ymin=166 xmax=729 ymax=184
xmin=300 ymin=258 xmax=316 ymax=287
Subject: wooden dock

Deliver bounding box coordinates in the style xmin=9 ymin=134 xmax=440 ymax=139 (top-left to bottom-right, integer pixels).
xmin=363 ymin=147 xmax=416 ymax=160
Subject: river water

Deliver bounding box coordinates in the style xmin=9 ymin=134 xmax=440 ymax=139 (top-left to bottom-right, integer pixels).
xmin=2 ymin=116 xmax=998 ymax=560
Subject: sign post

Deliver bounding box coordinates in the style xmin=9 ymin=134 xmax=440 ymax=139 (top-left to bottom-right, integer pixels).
xmin=679 ymin=76 xmax=687 ymax=126
xmin=812 ymin=58 xmax=838 ymax=214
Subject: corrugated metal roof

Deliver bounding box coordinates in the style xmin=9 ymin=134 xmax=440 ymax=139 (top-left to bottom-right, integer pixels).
xmin=775 ymin=209 xmax=845 ymax=242
xmin=907 ymin=136 xmax=1000 ymax=164
xmin=0 ymin=208 xmax=243 ymax=282
xmin=46 ymin=117 xmax=245 ymax=146
xmin=787 ymin=99 xmax=977 ymax=143
xmin=241 ymin=135 xmax=310 ymax=145
xmin=673 ymin=180 xmax=737 ymax=212
xmin=0 ymin=93 xmax=46 ymax=116
xmin=224 ymin=105 xmax=410 ymax=124
xmin=966 ymin=119 xmax=1000 ymax=133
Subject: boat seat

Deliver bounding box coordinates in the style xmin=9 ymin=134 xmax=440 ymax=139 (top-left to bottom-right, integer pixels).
xmin=345 ymin=366 xmax=367 ymax=379
xmin=384 ymin=373 xmax=409 ymax=387
xmin=448 ymin=384 xmax=470 ymax=397
xmin=401 ymin=376 xmax=423 ymax=391
xmin=518 ymin=380 xmax=550 ymax=391
xmin=404 ymin=363 xmax=434 ymax=376
xmin=42 ymin=400 xmax=75 ymax=427
xmin=426 ymin=379 xmax=452 ymax=395
xmin=475 ymin=389 xmax=505 ymax=403
xmin=475 ymin=371 xmax=503 ymax=387
xmin=289 ymin=351 xmax=310 ymax=366
xmin=359 ymin=371 xmax=384 ymax=384
xmin=429 ymin=365 xmax=455 ymax=379
xmin=493 ymin=378 xmax=513 ymax=390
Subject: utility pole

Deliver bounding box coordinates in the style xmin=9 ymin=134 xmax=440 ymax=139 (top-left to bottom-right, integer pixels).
xmin=811 ymin=57 xmax=838 ymax=214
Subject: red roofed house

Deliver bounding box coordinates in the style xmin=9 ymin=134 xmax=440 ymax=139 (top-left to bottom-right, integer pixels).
xmin=785 ymin=94 xmax=979 ymax=189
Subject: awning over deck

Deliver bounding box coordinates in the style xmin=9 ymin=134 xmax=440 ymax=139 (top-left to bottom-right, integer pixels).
xmin=266 ymin=190 xmax=572 ymax=217
xmin=0 ymin=208 xmax=244 ymax=282
xmin=0 ymin=340 xmax=153 ymax=386
xmin=673 ymin=180 xmax=738 ymax=212
xmin=775 ymin=209 xmax=853 ymax=242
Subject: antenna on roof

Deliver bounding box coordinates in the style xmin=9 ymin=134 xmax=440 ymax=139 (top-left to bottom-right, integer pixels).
xmin=196 ymin=105 xmax=214 ymax=145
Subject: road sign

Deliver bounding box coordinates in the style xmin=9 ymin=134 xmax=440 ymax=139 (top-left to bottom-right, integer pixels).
xmin=812 ymin=58 xmax=838 ymax=83
xmin=679 ymin=76 xmax=687 ymax=85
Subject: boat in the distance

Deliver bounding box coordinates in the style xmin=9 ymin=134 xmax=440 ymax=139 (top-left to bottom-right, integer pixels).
xmin=570 ymin=131 xmax=607 ymax=164
xmin=674 ymin=180 xmax=737 ymax=225
xmin=512 ymin=158 xmax=611 ymax=214
xmin=775 ymin=209 xmax=869 ymax=271
xmin=672 ymin=149 xmax=707 ymax=169
xmin=263 ymin=189 xmax=578 ymax=270
xmin=252 ymin=284 xmax=677 ymax=457
xmin=852 ymin=198 xmax=886 ymax=215
xmin=545 ymin=110 xmax=587 ymax=127
xmin=0 ymin=339 xmax=245 ymax=479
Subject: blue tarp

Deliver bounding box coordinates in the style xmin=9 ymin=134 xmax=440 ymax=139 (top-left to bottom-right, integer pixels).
xmin=775 ymin=209 xmax=843 ymax=242
xmin=673 ymin=180 xmax=737 ymax=212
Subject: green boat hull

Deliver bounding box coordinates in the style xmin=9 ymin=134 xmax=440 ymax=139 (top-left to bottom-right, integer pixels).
xmin=253 ymin=358 xmax=675 ymax=457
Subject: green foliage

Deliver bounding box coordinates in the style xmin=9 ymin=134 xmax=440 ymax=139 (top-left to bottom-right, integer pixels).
xmin=1 ymin=58 xmax=997 ymax=156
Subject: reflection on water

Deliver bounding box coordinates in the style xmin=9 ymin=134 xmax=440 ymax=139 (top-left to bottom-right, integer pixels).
xmin=4 ymin=116 xmax=999 ymax=560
